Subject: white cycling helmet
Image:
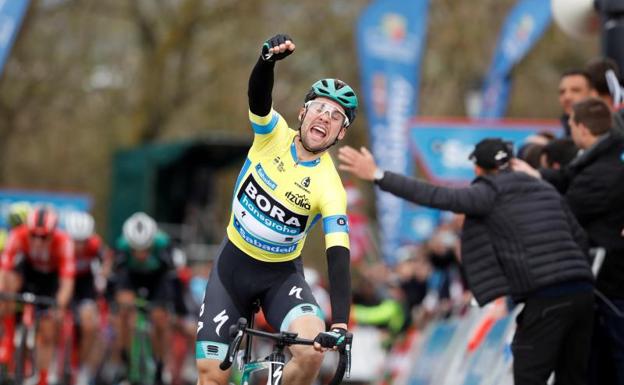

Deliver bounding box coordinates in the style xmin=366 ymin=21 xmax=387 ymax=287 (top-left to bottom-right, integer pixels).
xmin=64 ymin=211 xmax=95 ymax=241
xmin=122 ymin=212 xmax=157 ymax=250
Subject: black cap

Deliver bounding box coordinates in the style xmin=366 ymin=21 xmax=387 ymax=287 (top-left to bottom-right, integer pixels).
xmin=468 ymin=138 xmax=513 ymax=170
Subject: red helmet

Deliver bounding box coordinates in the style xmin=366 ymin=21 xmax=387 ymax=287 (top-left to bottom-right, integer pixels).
xmin=27 ymin=207 xmax=58 ymax=237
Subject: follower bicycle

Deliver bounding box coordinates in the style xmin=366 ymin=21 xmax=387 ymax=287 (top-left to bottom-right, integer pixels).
xmin=219 ymin=312 xmax=352 ymax=385
xmin=0 ymin=292 xmax=57 ymax=385
xmin=115 ymin=287 xmax=157 ymax=385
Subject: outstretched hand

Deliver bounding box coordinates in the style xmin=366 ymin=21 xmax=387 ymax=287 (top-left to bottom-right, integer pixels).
xmin=338 ymin=146 xmax=378 ymax=181
xmin=261 ymin=34 xmax=295 ymax=62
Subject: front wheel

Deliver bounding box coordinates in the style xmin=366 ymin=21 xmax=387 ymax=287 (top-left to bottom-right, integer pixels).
xmin=13 ymin=327 xmax=33 ymax=385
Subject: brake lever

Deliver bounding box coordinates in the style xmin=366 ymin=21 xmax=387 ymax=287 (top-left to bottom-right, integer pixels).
xmin=343 ymin=333 xmax=353 ymax=378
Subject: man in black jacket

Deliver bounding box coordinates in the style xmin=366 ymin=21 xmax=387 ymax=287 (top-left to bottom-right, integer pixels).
xmin=513 ymin=97 xmax=624 ymax=384
xmin=339 ymin=138 xmax=594 ymax=385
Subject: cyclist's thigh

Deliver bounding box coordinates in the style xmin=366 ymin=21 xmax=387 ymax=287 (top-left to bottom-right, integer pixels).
xmin=76 ymin=301 xmax=98 ymax=331
xmin=73 ymin=275 xmax=98 ymax=320
xmin=262 ymin=263 xmax=323 ymax=333
xmin=196 ymin=244 xmax=248 ymax=361
xmin=72 ymin=274 xmax=97 ymax=305
xmin=113 ymin=270 xmax=135 ymax=308
xmin=145 ymin=270 xmax=172 ymax=309
xmin=196 ymin=358 xmax=230 ymax=385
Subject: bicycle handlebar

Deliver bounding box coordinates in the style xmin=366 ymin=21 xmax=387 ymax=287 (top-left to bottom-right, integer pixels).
xmin=219 ymin=318 xmax=247 ymax=371
xmin=219 ymin=317 xmax=352 ymax=385
xmin=0 ymin=292 xmax=56 ymax=307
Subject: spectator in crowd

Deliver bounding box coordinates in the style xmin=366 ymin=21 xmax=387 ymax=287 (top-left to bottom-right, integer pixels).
xmin=513 ymin=97 xmax=624 ymax=384
xmin=586 ymin=57 xmax=620 ymax=108
xmin=517 ymin=142 xmax=546 ymax=169
xmin=558 ymin=69 xmax=595 ymax=137
xmin=540 ymin=138 xmax=579 ymax=169
xmin=517 ymin=132 xmax=555 ymax=168
xmin=393 ymin=245 xmax=430 ymax=313
xmin=585 ymin=57 xmax=624 ymax=135
xmin=339 ymin=138 xmax=594 ymax=385
xmin=422 ymin=226 xmax=466 ymax=317
xmin=351 ymin=262 xmax=408 ymax=344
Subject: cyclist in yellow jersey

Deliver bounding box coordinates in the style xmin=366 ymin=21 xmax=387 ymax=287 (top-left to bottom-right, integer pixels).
xmin=196 ymin=34 xmax=356 ymax=385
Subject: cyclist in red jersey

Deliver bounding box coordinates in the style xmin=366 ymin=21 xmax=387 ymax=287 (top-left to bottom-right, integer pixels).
xmin=0 ymin=206 xmax=75 ymax=385
xmin=64 ymin=211 xmax=112 ymax=385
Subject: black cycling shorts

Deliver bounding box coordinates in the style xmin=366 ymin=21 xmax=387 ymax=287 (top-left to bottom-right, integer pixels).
xmin=114 ymin=268 xmax=173 ymax=308
xmin=195 ymin=238 xmax=322 ymax=361
xmin=15 ymin=260 xmax=58 ymax=312
xmin=73 ymin=273 xmax=97 ymax=305
xmin=16 ymin=260 xmax=58 ymax=295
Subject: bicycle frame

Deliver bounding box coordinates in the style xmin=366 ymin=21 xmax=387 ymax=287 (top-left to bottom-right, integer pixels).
xmin=238 ymin=315 xmax=288 ymax=385
xmin=57 ymin=309 xmax=78 ymax=385
xmin=14 ymin=301 xmax=37 ymax=384
xmin=221 ymin=315 xmax=352 ymax=385
xmin=128 ymin=296 xmax=155 ymax=385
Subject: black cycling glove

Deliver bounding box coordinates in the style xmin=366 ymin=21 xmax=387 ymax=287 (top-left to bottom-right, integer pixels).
xmin=261 ymin=34 xmax=294 ymax=62
xmin=314 ymin=327 xmax=348 ymax=349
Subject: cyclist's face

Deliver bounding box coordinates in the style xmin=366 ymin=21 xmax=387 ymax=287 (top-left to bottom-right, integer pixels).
xmin=299 ymin=98 xmax=347 ymax=152
xmin=29 ymin=232 xmax=51 ymax=251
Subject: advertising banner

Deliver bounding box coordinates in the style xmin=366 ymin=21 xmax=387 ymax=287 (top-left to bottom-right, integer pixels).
xmin=409 ymin=118 xmax=558 ymax=184
xmin=0 ymin=189 xmax=92 ymax=228
xmin=479 ymin=0 xmax=552 ymax=118
xmin=357 ymin=0 xmax=430 ymax=265
xmin=0 ymin=0 xmax=30 ymax=74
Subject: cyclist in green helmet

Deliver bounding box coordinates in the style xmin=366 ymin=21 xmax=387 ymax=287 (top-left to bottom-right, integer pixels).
xmin=196 ymin=34 xmax=357 ymax=385
xmin=0 ymin=202 xmax=31 ymax=253
xmin=7 ymin=202 xmax=30 ymax=229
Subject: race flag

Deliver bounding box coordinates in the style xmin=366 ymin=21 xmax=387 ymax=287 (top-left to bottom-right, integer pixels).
xmin=479 ymin=0 xmax=552 ymax=118
xmin=0 ymin=0 xmax=30 ymax=75
xmin=356 ymin=0 xmax=431 ymax=265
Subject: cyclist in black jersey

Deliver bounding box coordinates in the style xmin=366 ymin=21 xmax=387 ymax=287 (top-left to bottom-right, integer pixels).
xmin=196 ymin=34 xmax=357 ymax=385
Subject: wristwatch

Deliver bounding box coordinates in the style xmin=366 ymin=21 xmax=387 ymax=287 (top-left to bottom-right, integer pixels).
xmin=373 ymin=168 xmax=385 ymax=184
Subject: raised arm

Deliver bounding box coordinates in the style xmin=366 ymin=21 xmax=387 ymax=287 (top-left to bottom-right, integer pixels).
xmin=248 ymin=34 xmax=295 ymax=117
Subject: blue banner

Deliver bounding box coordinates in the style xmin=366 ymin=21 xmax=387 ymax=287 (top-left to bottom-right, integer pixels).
xmin=479 ymin=0 xmax=551 ymax=118
xmin=0 ymin=189 xmax=91 ymax=229
xmin=407 ymin=320 xmax=459 ymax=385
xmin=400 ymin=205 xmax=441 ymax=244
xmin=0 ymin=0 xmax=30 ymax=74
xmin=410 ymin=119 xmax=558 ymax=183
xmin=461 ymin=315 xmax=515 ymax=385
xmin=357 ymin=0 xmax=430 ymax=265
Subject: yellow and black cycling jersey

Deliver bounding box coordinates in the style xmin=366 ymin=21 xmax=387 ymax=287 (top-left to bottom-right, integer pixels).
xmin=226 ymin=108 xmax=349 ymax=262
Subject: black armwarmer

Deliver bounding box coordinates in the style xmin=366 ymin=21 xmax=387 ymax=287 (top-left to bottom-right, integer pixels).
xmin=248 ymin=57 xmax=275 ymax=117
xmin=326 ymin=246 xmax=351 ymax=324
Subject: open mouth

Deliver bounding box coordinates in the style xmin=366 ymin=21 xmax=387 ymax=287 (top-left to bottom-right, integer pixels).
xmin=310 ymin=125 xmax=327 ymax=139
